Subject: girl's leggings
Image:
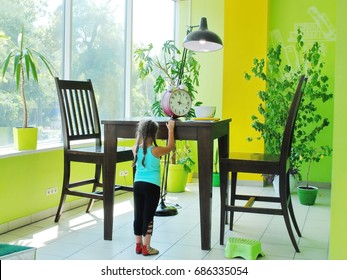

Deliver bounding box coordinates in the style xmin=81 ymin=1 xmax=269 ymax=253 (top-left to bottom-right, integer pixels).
xmin=133 ymin=181 xmax=160 ymax=236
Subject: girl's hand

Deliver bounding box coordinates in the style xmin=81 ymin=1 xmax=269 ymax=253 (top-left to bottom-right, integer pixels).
xmin=166 ymin=120 xmax=175 ymax=131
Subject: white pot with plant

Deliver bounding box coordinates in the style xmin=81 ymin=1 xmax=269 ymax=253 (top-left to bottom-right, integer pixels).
xmin=1 ymin=27 xmax=55 ymax=150
xmin=272 ymin=173 xmax=298 ymax=196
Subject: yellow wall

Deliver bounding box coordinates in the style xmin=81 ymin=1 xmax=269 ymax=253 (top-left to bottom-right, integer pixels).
xmin=222 ymin=0 xmax=268 ymax=180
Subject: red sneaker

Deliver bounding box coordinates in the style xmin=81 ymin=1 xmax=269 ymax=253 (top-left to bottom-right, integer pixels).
xmin=136 ymin=243 xmax=142 ymax=254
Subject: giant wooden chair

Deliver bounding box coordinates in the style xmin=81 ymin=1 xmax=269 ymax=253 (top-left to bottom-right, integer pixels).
xmin=219 ymin=75 xmax=307 ymax=253
xmin=54 ymin=77 xmax=133 ymax=222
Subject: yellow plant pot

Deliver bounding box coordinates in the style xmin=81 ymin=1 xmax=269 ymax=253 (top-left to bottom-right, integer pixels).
xmin=166 ymin=164 xmax=188 ymax=193
xmin=13 ymin=127 xmax=38 ymax=150
xmin=187 ymin=172 xmax=193 ymax=183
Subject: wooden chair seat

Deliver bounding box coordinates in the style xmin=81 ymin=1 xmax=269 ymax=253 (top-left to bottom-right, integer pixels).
xmin=66 ymin=146 xmax=132 ymax=163
xmin=224 ymin=152 xmax=281 ymax=174
xmin=220 ymin=75 xmax=307 ymax=253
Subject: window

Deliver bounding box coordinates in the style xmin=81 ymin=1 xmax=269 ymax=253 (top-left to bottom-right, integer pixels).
xmin=131 ymin=0 xmax=175 ymax=117
xmin=0 ymin=0 xmax=175 ymax=148
xmin=0 ymin=0 xmax=63 ymax=146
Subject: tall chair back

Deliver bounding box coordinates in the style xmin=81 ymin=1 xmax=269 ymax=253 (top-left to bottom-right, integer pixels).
xmin=56 ymin=78 xmax=101 ymax=149
xmin=280 ymin=75 xmax=307 ymax=171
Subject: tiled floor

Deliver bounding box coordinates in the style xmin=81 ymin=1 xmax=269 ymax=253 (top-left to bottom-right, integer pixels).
xmin=0 ymin=180 xmax=331 ymax=260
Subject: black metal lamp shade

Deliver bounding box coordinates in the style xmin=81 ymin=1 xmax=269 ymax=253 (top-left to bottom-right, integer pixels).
xmin=183 ymin=17 xmax=223 ymax=52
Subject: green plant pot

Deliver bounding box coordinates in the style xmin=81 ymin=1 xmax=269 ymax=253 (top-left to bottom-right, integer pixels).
xmin=212 ymin=172 xmax=220 ymax=187
xmin=166 ymin=164 xmax=188 ymax=193
xmin=297 ymin=185 xmax=318 ymax=206
xmin=13 ymin=127 xmax=38 ymax=150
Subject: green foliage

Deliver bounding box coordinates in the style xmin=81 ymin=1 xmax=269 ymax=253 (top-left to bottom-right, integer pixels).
xmin=0 ymin=91 xmax=21 ymax=126
xmin=175 ymin=141 xmax=195 ymax=173
xmin=1 ymin=27 xmax=56 ymax=128
xmin=134 ymin=40 xmax=202 ymax=118
xmin=246 ymin=28 xmax=333 ymax=183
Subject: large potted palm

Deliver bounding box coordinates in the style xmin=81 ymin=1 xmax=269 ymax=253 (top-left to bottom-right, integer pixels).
xmin=1 ymin=27 xmax=55 ymax=150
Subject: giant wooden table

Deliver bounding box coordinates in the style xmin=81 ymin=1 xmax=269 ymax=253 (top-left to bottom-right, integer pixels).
xmin=102 ymin=118 xmax=231 ymax=250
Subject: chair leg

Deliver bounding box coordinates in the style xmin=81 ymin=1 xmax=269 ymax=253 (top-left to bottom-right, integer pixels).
xmin=285 ymin=173 xmax=301 ymax=237
xmin=55 ymin=161 xmax=70 ymax=222
xmin=280 ymin=174 xmax=300 ymax=252
xmin=282 ymin=206 xmax=300 ymax=253
xmin=219 ymin=167 xmax=228 ymax=245
xmin=54 ymin=193 xmax=67 ymax=222
xmin=288 ymin=197 xmax=301 ymax=237
xmin=229 ymin=172 xmax=237 ymax=230
xmin=86 ymin=164 xmax=102 ymax=213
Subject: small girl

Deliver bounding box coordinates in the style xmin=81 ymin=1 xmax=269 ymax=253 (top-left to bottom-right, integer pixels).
xmin=132 ymin=118 xmax=175 ymax=256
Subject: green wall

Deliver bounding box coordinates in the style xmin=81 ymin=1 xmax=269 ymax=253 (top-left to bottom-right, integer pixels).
xmin=0 ymin=150 xmax=63 ymax=222
xmin=0 ymin=148 xmax=133 ymax=226
xmin=329 ymin=0 xmax=347 ymax=260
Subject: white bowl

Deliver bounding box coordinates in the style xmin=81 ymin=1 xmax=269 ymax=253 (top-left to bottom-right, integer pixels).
xmin=194 ymin=106 xmax=216 ymax=118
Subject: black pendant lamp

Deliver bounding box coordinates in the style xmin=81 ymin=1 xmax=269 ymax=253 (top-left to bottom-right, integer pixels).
xmin=183 ymin=17 xmax=223 ymax=52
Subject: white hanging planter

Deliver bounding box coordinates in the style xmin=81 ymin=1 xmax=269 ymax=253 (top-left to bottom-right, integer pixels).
xmin=272 ymin=175 xmax=298 ymax=196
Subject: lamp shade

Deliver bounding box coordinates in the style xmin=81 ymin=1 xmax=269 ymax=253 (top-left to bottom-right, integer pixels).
xmin=183 ymin=17 xmax=223 ymax=52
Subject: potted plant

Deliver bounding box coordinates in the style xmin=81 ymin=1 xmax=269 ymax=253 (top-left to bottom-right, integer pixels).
xmin=1 ymin=27 xmax=55 ymax=150
xmin=134 ymin=39 xmax=202 ymax=118
xmin=166 ymin=140 xmax=195 ymax=192
xmin=296 ymin=146 xmax=332 ymax=205
xmin=245 ymin=28 xmax=333 ymax=193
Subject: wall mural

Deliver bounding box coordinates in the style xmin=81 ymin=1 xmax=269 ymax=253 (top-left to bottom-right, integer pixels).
xmin=270 ymin=6 xmax=336 ymax=70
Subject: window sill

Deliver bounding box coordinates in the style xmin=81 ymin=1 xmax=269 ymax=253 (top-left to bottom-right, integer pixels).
xmin=0 ymin=141 xmax=63 ymax=159
xmin=0 ymin=138 xmax=134 ymax=159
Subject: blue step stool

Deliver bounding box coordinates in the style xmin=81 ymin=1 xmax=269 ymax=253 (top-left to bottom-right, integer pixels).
xmin=225 ymin=237 xmax=265 ymax=260
xmin=0 ymin=243 xmax=36 ymax=260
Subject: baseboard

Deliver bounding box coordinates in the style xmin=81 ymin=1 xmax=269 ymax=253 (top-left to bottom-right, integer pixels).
xmin=0 ymin=198 xmax=90 ymax=235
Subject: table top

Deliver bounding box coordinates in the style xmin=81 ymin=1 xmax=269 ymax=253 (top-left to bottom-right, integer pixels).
xmin=101 ymin=118 xmax=231 ymax=140
xmin=102 ymin=117 xmax=231 ymax=126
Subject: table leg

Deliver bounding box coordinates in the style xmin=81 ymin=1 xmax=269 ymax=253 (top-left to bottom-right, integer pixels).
xmin=197 ymin=129 xmax=214 ymax=250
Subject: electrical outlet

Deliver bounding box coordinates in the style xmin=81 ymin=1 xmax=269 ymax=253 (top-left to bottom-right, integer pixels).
xmin=119 ymin=170 xmax=129 ymax=176
xmin=46 ymin=187 xmax=58 ymax=196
